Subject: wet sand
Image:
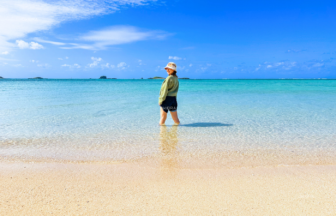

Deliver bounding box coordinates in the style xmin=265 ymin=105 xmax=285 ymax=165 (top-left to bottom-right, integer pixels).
xmin=1 ymin=162 xmax=336 ymax=215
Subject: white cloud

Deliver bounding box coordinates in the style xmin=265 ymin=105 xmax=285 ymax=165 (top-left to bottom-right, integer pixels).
xmin=37 ymin=63 xmax=50 ymax=68
xmin=117 ymin=62 xmax=127 ymax=69
xmin=30 ymin=60 xmax=39 ymax=63
xmin=255 ymin=64 xmax=261 ymax=71
xmin=34 ymin=38 xmax=66 ymax=46
xmin=0 ymin=0 xmax=155 ymax=52
xmin=312 ymin=63 xmax=324 ymax=67
xmin=58 ymin=56 xmax=68 ymax=60
xmin=266 ymin=65 xmax=272 ymax=68
xmin=60 ymin=26 xmax=168 ymax=50
xmin=274 ymin=62 xmax=284 ymax=67
xmin=62 ymin=63 xmax=81 ymax=69
xmin=30 ymin=42 xmax=44 ymax=50
xmin=189 ymin=64 xmax=192 ymax=67
xmin=1 ymin=51 xmax=9 ymax=55
xmin=89 ymin=57 xmax=102 ymax=67
xmin=16 ymin=40 xmax=29 ymax=49
xmin=16 ymin=40 xmax=44 ymax=49
xmin=102 ymin=63 xmax=114 ymax=69
xmin=169 ymin=56 xmax=182 ymax=60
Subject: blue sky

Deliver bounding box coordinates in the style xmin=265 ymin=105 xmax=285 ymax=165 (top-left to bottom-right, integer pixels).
xmin=1 ymin=0 xmax=336 ymax=79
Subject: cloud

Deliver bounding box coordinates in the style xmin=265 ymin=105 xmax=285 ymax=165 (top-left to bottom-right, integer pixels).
xmin=189 ymin=64 xmax=192 ymax=67
xmin=312 ymin=63 xmax=324 ymax=67
xmin=117 ymin=62 xmax=127 ymax=69
xmin=30 ymin=42 xmax=44 ymax=49
xmin=37 ymin=63 xmax=50 ymax=68
xmin=102 ymin=63 xmax=115 ymax=69
xmin=1 ymin=51 xmax=9 ymax=55
xmin=62 ymin=63 xmax=81 ymax=69
xmin=73 ymin=64 xmax=80 ymax=68
xmin=255 ymin=64 xmax=261 ymax=71
xmin=60 ymin=26 xmax=168 ymax=50
xmin=16 ymin=40 xmax=44 ymax=49
xmin=30 ymin=60 xmax=39 ymax=63
xmin=274 ymin=62 xmax=284 ymax=67
xmin=169 ymin=56 xmax=182 ymax=60
xmin=16 ymin=40 xmax=29 ymax=49
xmin=89 ymin=57 xmax=102 ymax=67
xmin=34 ymin=38 xmax=66 ymax=46
xmin=0 ymin=0 xmax=155 ymax=52
xmin=266 ymin=62 xmax=285 ymax=69
xmin=286 ymin=49 xmax=308 ymax=53
xmin=255 ymin=61 xmax=297 ymax=71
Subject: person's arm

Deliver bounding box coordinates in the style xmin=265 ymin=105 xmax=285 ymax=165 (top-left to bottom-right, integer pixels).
xmin=158 ymin=77 xmax=172 ymax=105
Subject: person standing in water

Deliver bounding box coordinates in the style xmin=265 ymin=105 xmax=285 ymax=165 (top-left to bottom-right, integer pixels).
xmin=158 ymin=62 xmax=180 ymax=126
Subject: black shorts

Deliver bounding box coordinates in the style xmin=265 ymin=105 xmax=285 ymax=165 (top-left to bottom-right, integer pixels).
xmin=160 ymin=96 xmax=178 ymax=113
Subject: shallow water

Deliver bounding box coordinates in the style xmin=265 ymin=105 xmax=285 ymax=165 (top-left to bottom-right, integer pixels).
xmin=1 ymin=79 xmax=336 ymax=167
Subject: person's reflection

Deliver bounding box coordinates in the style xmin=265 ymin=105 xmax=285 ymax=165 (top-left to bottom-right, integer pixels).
xmin=159 ymin=125 xmax=179 ymax=178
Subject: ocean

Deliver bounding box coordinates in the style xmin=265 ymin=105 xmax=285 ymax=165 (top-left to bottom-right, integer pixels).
xmin=1 ymin=79 xmax=336 ymax=168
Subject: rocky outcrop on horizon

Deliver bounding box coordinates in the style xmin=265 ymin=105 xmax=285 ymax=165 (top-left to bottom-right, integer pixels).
xmin=28 ymin=77 xmax=43 ymax=79
xmin=148 ymin=76 xmax=165 ymax=79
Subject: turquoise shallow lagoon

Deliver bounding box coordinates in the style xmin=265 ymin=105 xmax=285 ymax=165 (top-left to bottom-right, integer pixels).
xmin=1 ymin=79 xmax=336 ymax=167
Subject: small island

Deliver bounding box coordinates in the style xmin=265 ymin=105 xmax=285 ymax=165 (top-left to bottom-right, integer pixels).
xmin=28 ymin=77 xmax=43 ymax=79
xmin=148 ymin=76 xmax=165 ymax=79
xmin=99 ymin=76 xmax=117 ymax=79
xmin=0 ymin=76 xmax=3 ymax=79
xmin=179 ymin=77 xmax=190 ymax=79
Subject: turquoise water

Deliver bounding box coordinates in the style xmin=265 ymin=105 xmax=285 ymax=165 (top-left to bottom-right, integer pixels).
xmin=1 ymin=79 xmax=336 ymax=166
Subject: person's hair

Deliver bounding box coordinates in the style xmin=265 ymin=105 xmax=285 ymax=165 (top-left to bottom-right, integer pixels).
xmin=170 ymin=70 xmax=178 ymax=77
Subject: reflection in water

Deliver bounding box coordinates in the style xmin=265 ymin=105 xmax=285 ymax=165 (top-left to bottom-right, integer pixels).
xmin=159 ymin=125 xmax=179 ymax=178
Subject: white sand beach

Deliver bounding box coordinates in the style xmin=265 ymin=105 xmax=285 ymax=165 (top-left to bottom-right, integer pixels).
xmin=1 ymin=161 xmax=335 ymax=215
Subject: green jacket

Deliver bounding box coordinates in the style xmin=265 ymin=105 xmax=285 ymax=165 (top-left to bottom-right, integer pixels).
xmin=158 ymin=75 xmax=179 ymax=104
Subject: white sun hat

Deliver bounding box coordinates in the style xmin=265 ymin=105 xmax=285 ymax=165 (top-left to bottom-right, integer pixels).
xmin=164 ymin=62 xmax=177 ymax=71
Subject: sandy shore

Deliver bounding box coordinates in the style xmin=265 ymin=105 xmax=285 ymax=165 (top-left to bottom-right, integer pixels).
xmin=1 ymin=161 xmax=336 ymax=215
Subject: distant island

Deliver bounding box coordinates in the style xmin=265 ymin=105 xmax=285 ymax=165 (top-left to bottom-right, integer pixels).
xmin=99 ymin=76 xmax=116 ymax=79
xmin=28 ymin=77 xmax=43 ymax=79
xmin=148 ymin=76 xmax=165 ymax=79
xmin=148 ymin=76 xmax=189 ymax=79
xmin=0 ymin=76 xmax=3 ymax=79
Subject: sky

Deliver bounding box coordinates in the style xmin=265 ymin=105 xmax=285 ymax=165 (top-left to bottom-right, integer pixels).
xmin=1 ymin=0 xmax=336 ymax=79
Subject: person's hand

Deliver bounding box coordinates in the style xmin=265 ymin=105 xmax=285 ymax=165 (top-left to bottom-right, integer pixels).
xmin=158 ymin=102 xmax=161 ymax=105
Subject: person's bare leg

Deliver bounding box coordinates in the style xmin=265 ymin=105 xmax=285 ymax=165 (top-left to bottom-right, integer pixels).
xmin=159 ymin=107 xmax=168 ymax=125
xmin=170 ymin=111 xmax=180 ymax=125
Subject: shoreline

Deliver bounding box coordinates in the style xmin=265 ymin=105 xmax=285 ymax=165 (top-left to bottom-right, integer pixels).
xmin=1 ymin=161 xmax=336 ymax=215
